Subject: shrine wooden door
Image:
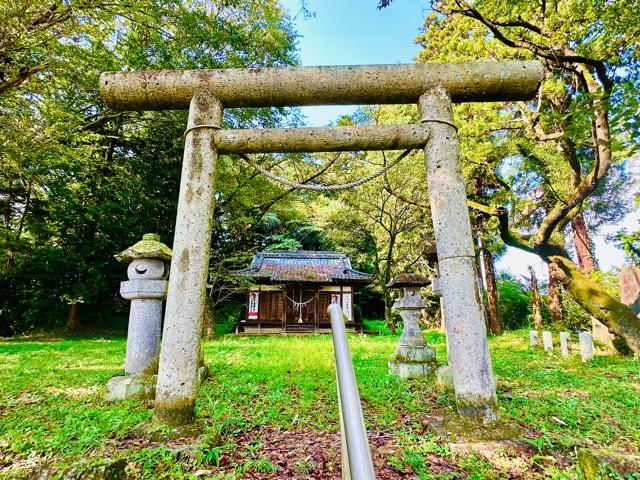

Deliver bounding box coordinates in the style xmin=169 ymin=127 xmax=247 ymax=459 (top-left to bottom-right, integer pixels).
xmin=285 ymin=288 xmax=317 ymax=326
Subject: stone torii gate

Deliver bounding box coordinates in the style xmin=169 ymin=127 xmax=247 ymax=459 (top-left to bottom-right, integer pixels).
xmin=100 ymin=61 xmax=543 ymax=426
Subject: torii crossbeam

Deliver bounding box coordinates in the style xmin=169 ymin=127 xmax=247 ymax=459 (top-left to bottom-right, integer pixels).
xmin=100 ymin=61 xmax=543 ymax=426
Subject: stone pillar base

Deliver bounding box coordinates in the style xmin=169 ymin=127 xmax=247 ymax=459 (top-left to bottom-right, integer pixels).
xmin=388 ymin=360 xmax=437 ymax=378
xmin=105 ymin=374 xmax=156 ymax=401
xmin=435 ymin=364 xmax=454 ymax=392
xmin=388 ymin=345 xmax=437 ymax=378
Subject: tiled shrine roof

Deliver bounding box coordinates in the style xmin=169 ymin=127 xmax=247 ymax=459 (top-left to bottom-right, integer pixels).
xmin=234 ymin=251 xmax=373 ymax=284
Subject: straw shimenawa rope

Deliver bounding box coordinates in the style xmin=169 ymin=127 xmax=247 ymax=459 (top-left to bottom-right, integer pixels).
xmin=236 ymin=149 xmax=413 ymax=191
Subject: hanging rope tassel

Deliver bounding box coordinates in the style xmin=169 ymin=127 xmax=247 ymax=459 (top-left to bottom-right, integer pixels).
xmin=298 ymin=290 xmax=303 ymax=324
xmin=286 ymin=292 xmax=315 ymax=324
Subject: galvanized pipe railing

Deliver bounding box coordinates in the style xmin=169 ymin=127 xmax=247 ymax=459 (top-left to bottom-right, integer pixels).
xmin=328 ymin=303 xmax=376 ymax=480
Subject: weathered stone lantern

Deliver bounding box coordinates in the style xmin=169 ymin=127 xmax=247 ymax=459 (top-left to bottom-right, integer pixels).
xmin=387 ymin=274 xmax=437 ymax=378
xmin=105 ymin=233 xmax=172 ymax=401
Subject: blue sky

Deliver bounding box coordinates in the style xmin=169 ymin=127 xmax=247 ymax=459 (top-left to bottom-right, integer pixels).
xmin=279 ymin=0 xmax=638 ymax=279
xmin=280 ymin=0 xmax=426 ymax=125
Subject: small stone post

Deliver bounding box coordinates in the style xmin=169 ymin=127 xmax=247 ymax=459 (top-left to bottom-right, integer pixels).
xmin=542 ymin=331 xmax=553 ymax=352
xmin=592 ymin=317 xmax=615 ymax=351
xmin=559 ymin=332 xmax=571 ymax=357
xmin=387 ymin=274 xmax=437 ymax=378
xmin=529 ymin=331 xmax=539 ymax=347
xmin=154 ymin=92 xmax=222 ymax=426
xmin=106 ymin=233 xmax=172 ymax=401
xmin=419 ymin=88 xmax=497 ymax=422
xmin=579 ymin=331 xmax=594 ymax=362
xmin=618 ymin=266 xmax=640 ymax=316
xmin=431 ymin=276 xmax=447 ymax=332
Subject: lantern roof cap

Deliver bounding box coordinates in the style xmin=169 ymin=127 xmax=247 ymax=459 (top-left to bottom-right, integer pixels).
xmin=115 ymin=233 xmax=172 ymax=263
xmin=386 ymin=273 xmax=431 ymax=288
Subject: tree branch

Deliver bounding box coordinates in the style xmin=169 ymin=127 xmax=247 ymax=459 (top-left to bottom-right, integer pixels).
xmin=467 ymin=200 xmax=535 ymax=254
xmin=0 ymin=64 xmax=46 ymax=95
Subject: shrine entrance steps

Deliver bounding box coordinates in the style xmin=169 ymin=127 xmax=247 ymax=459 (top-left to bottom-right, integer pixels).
xmin=284 ymin=324 xmax=316 ymax=334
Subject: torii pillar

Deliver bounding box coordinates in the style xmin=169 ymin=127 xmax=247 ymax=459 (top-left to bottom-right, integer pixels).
xmin=419 ymin=88 xmax=497 ymax=421
xmin=154 ymin=93 xmax=223 ymax=425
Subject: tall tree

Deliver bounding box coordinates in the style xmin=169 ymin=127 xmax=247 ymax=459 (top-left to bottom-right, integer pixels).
xmin=0 ymin=0 xmax=299 ymax=334
xmin=571 ymin=215 xmax=597 ymax=273
xmin=471 ymin=176 xmax=504 ymax=334
xmin=547 ymin=264 xmax=564 ymax=324
xmin=483 ymin=245 xmax=503 ymax=334
xmin=380 ymin=0 xmax=640 ymax=351
xmin=528 ymin=266 xmax=544 ymax=329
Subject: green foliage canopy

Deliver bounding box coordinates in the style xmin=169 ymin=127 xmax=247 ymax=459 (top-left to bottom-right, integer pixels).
xmin=0 ymin=0 xmax=299 ymax=334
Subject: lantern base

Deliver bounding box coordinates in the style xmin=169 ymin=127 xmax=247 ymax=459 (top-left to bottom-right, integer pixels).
xmin=105 ymin=374 xmax=156 ymax=401
xmin=388 ymin=344 xmax=437 ymax=378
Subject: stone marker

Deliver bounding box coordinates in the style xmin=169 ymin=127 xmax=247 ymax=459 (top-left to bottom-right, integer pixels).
xmin=387 ymin=274 xmax=438 ymax=378
xmin=106 ymin=233 xmax=171 ymax=401
xmin=435 ymin=365 xmax=454 ymax=392
xmin=542 ymin=331 xmax=553 ymax=352
xmin=529 ymin=330 xmax=539 ymax=347
xmin=37 ymin=458 xmax=126 ymax=480
xmin=579 ymin=331 xmax=594 ymax=362
xmin=578 ymin=448 xmax=640 ymax=480
xmin=431 ymin=276 xmax=442 ymax=297
xmin=590 ymin=266 xmax=640 ymax=352
xmin=618 ymin=266 xmax=640 ymax=316
xmin=559 ymin=332 xmax=571 ymax=357
xmin=106 ymin=375 xmax=156 ymax=402
xmin=592 ymin=317 xmax=615 ymax=351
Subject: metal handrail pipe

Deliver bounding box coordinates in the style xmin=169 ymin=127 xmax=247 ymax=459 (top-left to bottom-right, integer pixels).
xmin=328 ymin=303 xmax=376 ymax=480
xmin=214 ymin=124 xmax=430 ymax=154
xmin=99 ymin=61 xmax=543 ymax=111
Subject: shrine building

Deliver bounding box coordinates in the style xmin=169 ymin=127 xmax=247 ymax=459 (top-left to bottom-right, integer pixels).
xmin=235 ymin=251 xmax=373 ymax=334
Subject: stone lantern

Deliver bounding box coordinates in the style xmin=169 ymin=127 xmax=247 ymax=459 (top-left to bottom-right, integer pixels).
xmin=105 ymin=233 xmax=172 ymax=401
xmin=387 ymin=274 xmax=437 ymax=378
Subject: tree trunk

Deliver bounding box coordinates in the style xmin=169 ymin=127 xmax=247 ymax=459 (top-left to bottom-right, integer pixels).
xmin=65 ymin=303 xmax=81 ymax=332
xmin=571 ymin=214 xmax=615 ymax=346
xmin=528 ymin=266 xmax=544 ymax=329
xmin=382 ymin=235 xmax=396 ymax=336
xmin=475 ymin=248 xmax=489 ymax=329
xmin=547 ymin=262 xmax=563 ymax=325
xmin=483 ymin=248 xmax=502 ymax=335
xmin=16 ymin=179 xmax=32 ymax=240
xmin=472 ymin=210 xmax=489 ymax=330
xmin=571 ymin=214 xmax=596 ymax=273
xmin=549 ymin=255 xmax=640 ymax=353
xmin=204 ymin=296 xmax=217 ymax=339
xmin=383 ymin=288 xmax=396 ymax=335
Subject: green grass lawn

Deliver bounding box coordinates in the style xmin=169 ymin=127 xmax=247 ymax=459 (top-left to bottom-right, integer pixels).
xmin=0 ymin=330 xmax=638 ymax=479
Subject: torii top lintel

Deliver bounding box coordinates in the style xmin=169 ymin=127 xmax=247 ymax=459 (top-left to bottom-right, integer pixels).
xmin=99 ymin=61 xmax=543 ymax=111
